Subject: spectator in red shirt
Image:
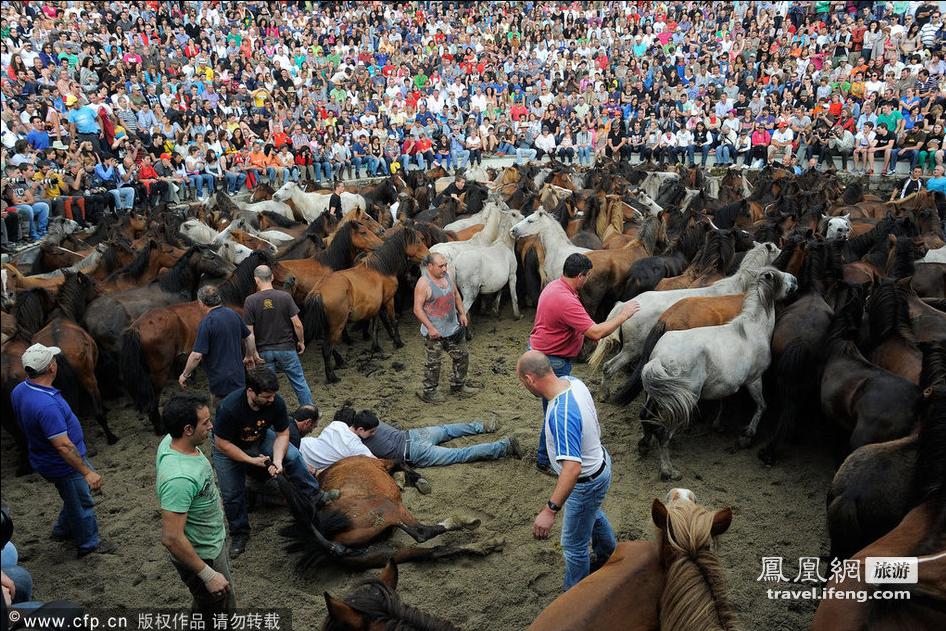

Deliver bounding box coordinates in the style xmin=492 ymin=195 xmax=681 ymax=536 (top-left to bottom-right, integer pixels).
xmin=528 ymin=253 xmax=639 ymax=474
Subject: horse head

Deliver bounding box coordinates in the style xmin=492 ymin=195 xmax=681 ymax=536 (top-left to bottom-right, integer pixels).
xmin=193 ymin=244 xmax=237 ymax=277
xmin=271 ymin=180 xmax=299 ymax=203
xmin=510 ymin=209 xmax=553 ymax=239
xmin=825 ymin=214 xmax=852 ymax=241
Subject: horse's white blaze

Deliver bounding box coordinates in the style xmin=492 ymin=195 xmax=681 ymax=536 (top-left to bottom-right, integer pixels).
xmin=923 ymin=245 xmax=946 ymax=263
xmin=666 ymin=488 xmax=696 ymax=504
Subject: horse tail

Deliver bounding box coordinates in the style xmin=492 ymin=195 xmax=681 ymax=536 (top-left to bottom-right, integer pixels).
xmin=119 ymin=327 xmax=154 ymax=414
xmin=51 ymin=354 xmax=87 ymax=415
xmin=640 ymin=358 xmax=698 ymax=434
xmin=275 ymin=475 xmax=354 ymax=573
xmin=301 ymin=293 xmax=327 ymax=345
xmin=588 ymin=317 xmax=623 ymax=371
xmin=613 ymin=320 xmax=667 ymax=404
xmin=826 ymin=491 xmax=862 ymax=561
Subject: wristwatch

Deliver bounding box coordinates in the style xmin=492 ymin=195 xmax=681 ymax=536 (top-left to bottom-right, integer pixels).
xmin=547 ymin=500 xmax=562 ymax=513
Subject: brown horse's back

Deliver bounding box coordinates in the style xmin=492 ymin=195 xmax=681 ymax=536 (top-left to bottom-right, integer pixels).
xmin=317 ymin=457 xmax=406 ymax=545
xmin=529 ymin=541 xmax=663 ymax=631
xmin=135 ymin=301 xmax=205 ymax=386
xmin=662 ymin=294 xmax=744 ymax=331
xmin=813 ymin=503 xmax=946 ymax=631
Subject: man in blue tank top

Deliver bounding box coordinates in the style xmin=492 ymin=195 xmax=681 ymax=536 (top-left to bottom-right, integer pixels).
xmin=412 ymin=252 xmax=481 ymax=403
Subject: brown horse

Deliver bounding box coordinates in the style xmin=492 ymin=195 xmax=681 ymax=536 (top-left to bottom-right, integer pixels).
xmin=302 ymin=227 xmax=428 ymax=383
xmin=323 ymin=562 xmax=462 ymax=630
xmin=118 ymin=251 xmax=293 ymax=433
xmin=867 ymin=280 xmax=923 ymax=384
xmin=33 ymin=272 xmax=118 ymax=445
xmin=529 ymin=489 xmax=735 ymax=631
xmin=97 ymin=240 xmax=185 ymax=293
xmin=279 ymin=457 xmax=501 ymax=571
xmin=280 ymin=220 xmax=385 ymax=303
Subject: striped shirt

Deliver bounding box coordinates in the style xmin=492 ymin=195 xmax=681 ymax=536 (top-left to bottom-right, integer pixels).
xmin=543 ymin=376 xmax=604 ymax=477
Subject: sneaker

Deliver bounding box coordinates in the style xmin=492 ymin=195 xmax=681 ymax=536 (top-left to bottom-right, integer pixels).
xmin=450 ymin=385 xmax=479 ymax=398
xmin=507 ymin=437 xmax=523 ymax=459
xmin=414 ymin=477 xmax=432 ymax=495
xmin=77 ymin=538 xmax=117 ymax=558
xmin=482 ymin=418 xmax=501 ymax=433
xmin=230 ymin=534 xmax=249 ymax=559
xmin=416 ymin=389 xmax=446 ymax=404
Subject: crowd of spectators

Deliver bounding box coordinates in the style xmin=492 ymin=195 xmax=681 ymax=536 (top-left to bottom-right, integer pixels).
xmin=1 ymin=1 xmax=946 ymax=252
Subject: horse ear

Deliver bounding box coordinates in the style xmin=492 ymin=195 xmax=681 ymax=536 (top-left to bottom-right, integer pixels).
xmin=324 ymin=593 xmax=362 ymax=627
xmin=841 ymin=213 xmax=850 ymax=222
xmin=380 ymin=560 xmax=399 ymax=590
xmin=711 ymin=507 xmax=733 ymax=537
xmin=651 ymin=498 xmax=668 ymax=531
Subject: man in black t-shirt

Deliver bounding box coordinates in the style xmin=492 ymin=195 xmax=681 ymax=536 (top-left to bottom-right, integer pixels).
xmin=212 ymin=368 xmax=338 ymax=559
xmin=244 ymin=265 xmax=313 ymax=406
xmin=328 ymin=181 xmax=344 ymax=220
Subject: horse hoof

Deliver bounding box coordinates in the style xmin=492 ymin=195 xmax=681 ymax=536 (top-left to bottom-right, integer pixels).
xmin=441 ymin=516 xmax=481 ymax=530
xmin=513 ymin=313 xmax=523 ymax=321
xmin=326 ymin=375 xmax=341 ymax=384
xmin=737 ymin=434 xmax=754 ymax=449
xmin=660 ymin=469 xmax=682 ymax=481
xmin=477 ymin=537 xmax=506 ymax=554
xmin=394 ymin=341 xmax=405 ymax=349
xmin=106 ymin=434 xmax=120 ymax=445
xmin=758 ymin=447 xmax=776 ymax=466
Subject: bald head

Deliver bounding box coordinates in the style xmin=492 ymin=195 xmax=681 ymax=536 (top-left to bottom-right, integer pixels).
xmin=254 ymin=265 xmax=273 ymax=283
xmin=517 ymin=350 xmax=553 ymax=378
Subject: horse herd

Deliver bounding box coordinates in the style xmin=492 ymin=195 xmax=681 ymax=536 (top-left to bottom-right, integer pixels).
xmin=2 ymin=159 xmax=945 ymax=629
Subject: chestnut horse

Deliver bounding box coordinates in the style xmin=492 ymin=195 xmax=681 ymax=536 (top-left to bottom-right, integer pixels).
xmin=118 ymin=251 xmax=292 ymax=433
xmin=279 ymin=457 xmax=502 ymax=571
xmin=302 ymin=227 xmax=428 ymax=383
xmin=529 ymin=489 xmax=735 ymax=631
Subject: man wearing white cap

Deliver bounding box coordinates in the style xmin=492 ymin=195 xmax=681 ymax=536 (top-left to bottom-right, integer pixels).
xmin=10 ymin=344 xmax=115 ymax=558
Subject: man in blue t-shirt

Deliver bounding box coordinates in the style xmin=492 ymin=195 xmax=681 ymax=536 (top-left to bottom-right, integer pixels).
xmin=10 ymin=344 xmax=116 ymax=558
xmin=179 ymin=286 xmax=253 ymax=404
xmin=517 ymin=350 xmax=616 ymax=591
xmin=64 ymin=95 xmax=102 ymax=154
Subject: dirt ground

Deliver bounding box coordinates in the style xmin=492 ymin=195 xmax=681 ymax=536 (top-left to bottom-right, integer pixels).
xmin=0 ymin=304 xmax=836 ymax=630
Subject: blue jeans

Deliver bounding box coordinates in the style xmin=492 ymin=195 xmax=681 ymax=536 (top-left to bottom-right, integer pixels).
xmin=213 ymin=428 xmax=321 ymax=536
xmin=406 ymin=422 xmax=510 ymax=467
xmin=496 ymin=142 xmax=515 ymax=156
xmin=516 ymin=148 xmax=537 ymax=164
xmin=225 ymin=172 xmax=247 ymax=193
xmin=259 ymin=349 xmax=313 ymax=406
xmin=3 ymin=564 xmax=33 ymax=603
xmin=15 ymin=203 xmax=49 ymax=240
xmin=47 ymin=460 xmax=101 ymax=554
xmin=452 ymin=148 xmax=470 ymax=168
xmin=717 ymin=145 xmax=733 ymax=164
xmin=537 ymin=356 xmax=573 ymax=469
xmin=561 ymin=452 xmax=616 ymax=591
xmin=577 ymin=146 xmax=592 ymax=166
xmin=365 ymin=155 xmax=380 ymax=176
xmin=314 ymin=161 xmax=333 ymax=182
xmin=187 ymin=175 xmax=214 ymax=197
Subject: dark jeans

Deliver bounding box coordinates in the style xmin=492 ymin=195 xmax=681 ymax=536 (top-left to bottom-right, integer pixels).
xmin=170 ymin=542 xmax=237 ymax=614
xmin=46 ymin=460 xmax=101 ymax=554
xmin=212 ymin=429 xmax=322 ymax=536
xmin=536 ymin=355 xmax=573 ymax=468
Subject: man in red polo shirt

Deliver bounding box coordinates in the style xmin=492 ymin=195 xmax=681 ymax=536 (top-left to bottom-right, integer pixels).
xmin=529 ymin=253 xmax=639 ymax=474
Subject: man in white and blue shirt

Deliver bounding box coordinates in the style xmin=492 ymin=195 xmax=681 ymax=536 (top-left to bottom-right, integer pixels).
xmin=517 ymin=350 xmax=616 ymax=591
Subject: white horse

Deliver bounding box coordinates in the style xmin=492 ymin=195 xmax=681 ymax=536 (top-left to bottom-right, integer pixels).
xmin=510 ymin=209 xmax=590 ymax=284
xmin=443 ymin=193 xmax=509 ymax=232
xmin=179 ymin=219 xmax=254 ymax=263
xmin=640 ymin=268 xmax=797 ymax=480
xmin=430 ymin=202 xmax=505 ymax=266
xmin=451 ymin=209 xmax=525 ymax=320
xmin=639 ymin=172 xmax=680 ymax=201
xmin=464 ymin=164 xmax=492 ymax=184
xmin=923 ymin=245 xmax=946 ymax=263
xmin=588 ymin=242 xmax=783 ymax=383
xmin=272 ymin=181 xmax=366 ymax=222
xmin=825 ymin=214 xmax=852 ymax=240
xmin=235 ymin=198 xmax=296 ymax=221
xmin=631 ymin=189 xmax=664 ymax=216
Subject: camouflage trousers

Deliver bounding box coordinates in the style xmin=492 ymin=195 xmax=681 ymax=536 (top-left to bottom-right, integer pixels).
xmin=423 ymin=331 xmax=469 ymax=393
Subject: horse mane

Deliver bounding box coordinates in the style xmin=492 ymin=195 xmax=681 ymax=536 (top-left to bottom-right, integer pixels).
xmin=691 ymin=230 xmax=734 ymax=275
xmin=658 ymin=502 xmax=738 ymax=631
xmin=365 ymin=228 xmax=420 ymax=277
xmin=912 ymin=380 xmax=946 ymax=557
xmin=711 ymin=199 xmax=747 ymax=229
xmin=106 ymin=240 xmax=155 ymax=282
xmin=670 ymin=222 xmax=709 ymax=261
xmin=580 ymin=195 xmax=602 ymax=232
xmin=846 ymin=216 xmax=894 ymax=260
xmin=156 ymin=245 xmax=203 ymax=293
xmin=317 ymin=221 xmax=361 ymax=270
xmin=551 ymin=197 xmax=571 ymax=230
xmin=13 ymin=289 xmax=49 ymax=340
xmin=638 ymin=215 xmax=662 ymax=255
xmin=100 ymin=238 xmax=131 ymax=274
xmin=412 ymin=222 xmax=454 ymax=246
xmin=861 ymin=235 xmax=894 ymax=271
xmin=218 ymin=250 xmax=277 ymax=306
xmin=326 ymin=580 xmax=461 ymax=631
xmin=867 ymin=281 xmax=915 ymax=347
xmin=52 ymin=272 xmax=90 ymax=322
xmin=261 ymin=210 xmax=299 ymax=228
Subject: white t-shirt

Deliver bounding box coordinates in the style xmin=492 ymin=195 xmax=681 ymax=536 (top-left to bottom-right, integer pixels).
xmin=543 ymin=377 xmax=604 ymax=477
xmin=299 ymin=421 xmax=375 ymax=471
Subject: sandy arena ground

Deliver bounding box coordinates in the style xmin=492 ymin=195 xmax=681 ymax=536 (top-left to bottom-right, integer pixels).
xmin=1 ymin=304 xmax=836 ymax=629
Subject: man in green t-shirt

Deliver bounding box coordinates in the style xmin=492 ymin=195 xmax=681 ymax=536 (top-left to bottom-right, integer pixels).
xmin=156 ymin=393 xmax=235 ymax=614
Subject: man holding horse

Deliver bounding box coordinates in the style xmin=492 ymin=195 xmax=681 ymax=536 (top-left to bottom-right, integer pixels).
xmin=516 ymin=350 xmax=616 ymax=592
xmin=413 ymin=252 xmax=480 ymax=404
xmin=10 ymin=343 xmax=116 ymax=558
xmin=243 ymin=265 xmax=313 ymax=407
xmin=157 ymin=393 xmax=235 ymax=614
xmin=179 ymin=286 xmax=254 ymax=406
xmin=530 ymin=253 xmax=639 ymax=474
xmin=212 ymin=368 xmax=339 ymax=558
